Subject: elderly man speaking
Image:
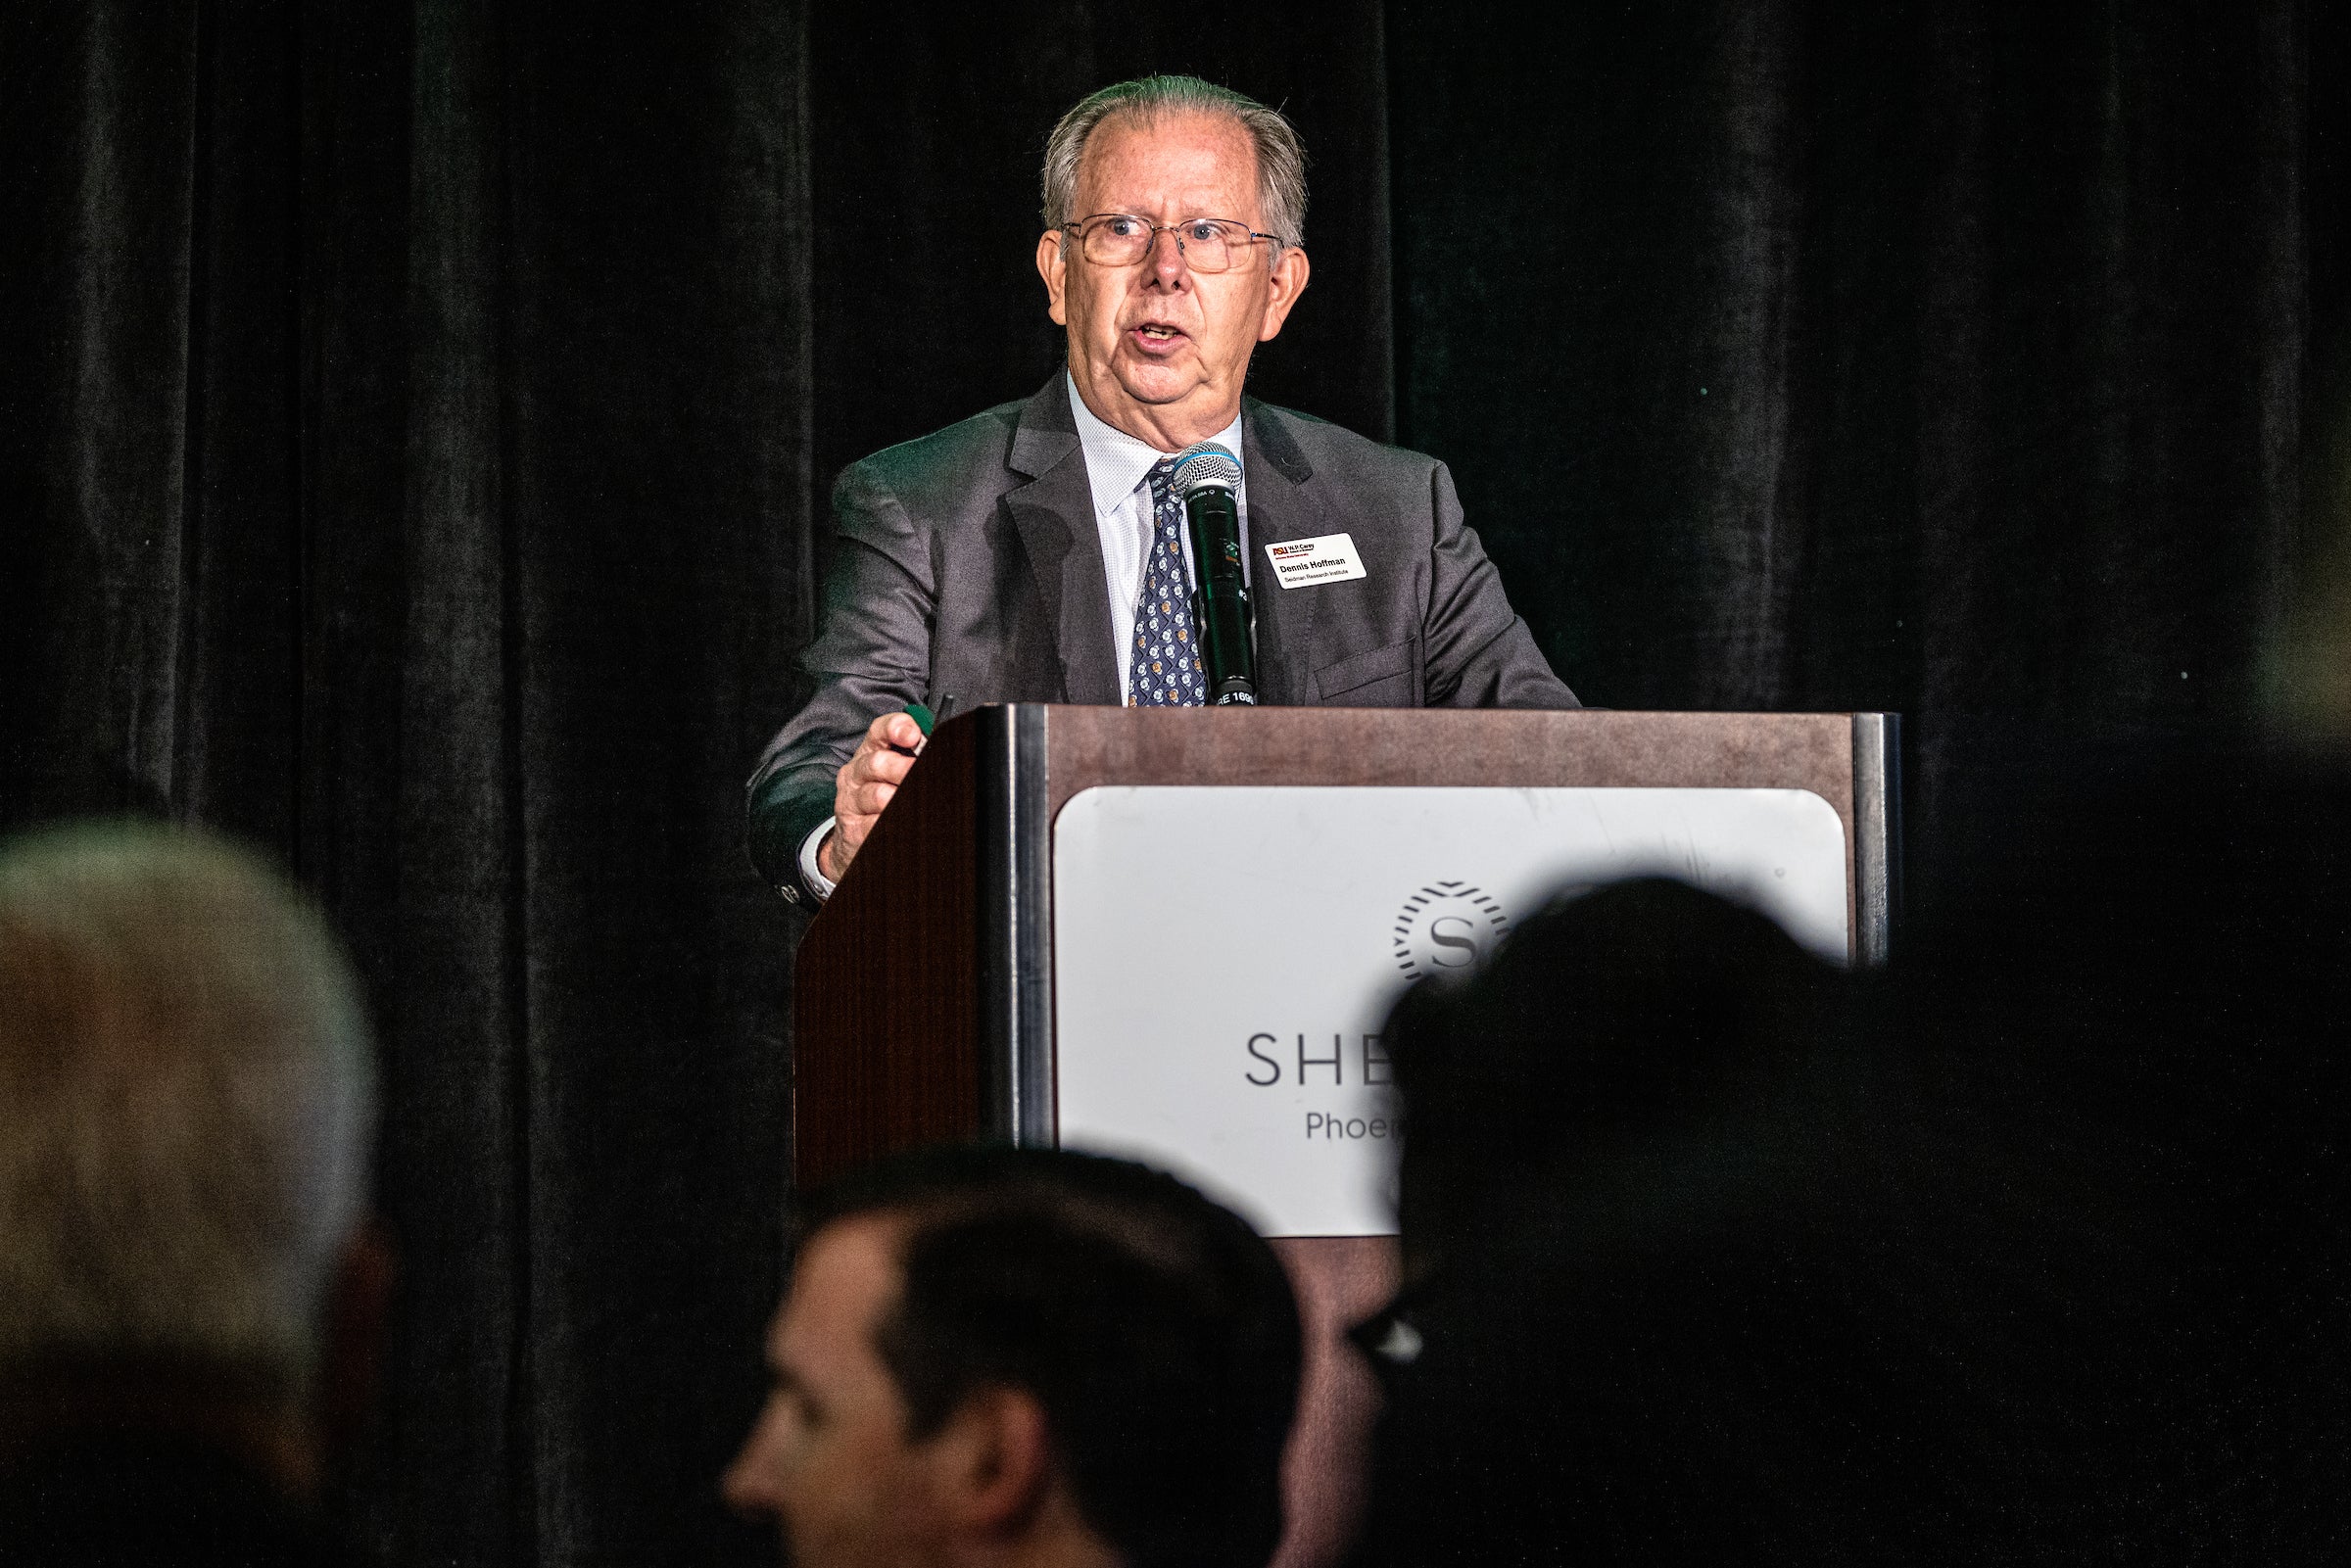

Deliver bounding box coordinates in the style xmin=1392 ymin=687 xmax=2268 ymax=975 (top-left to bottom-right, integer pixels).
xmin=750 ymin=74 xmax=1577 ymax=901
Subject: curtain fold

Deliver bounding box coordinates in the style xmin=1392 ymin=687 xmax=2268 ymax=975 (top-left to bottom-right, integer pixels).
xmin=5 ymin=3 xmax=810 ymax=1563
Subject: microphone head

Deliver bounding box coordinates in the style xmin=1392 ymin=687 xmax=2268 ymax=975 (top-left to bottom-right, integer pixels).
xmin=1170 ymin=442 xmax=1242 ymax=499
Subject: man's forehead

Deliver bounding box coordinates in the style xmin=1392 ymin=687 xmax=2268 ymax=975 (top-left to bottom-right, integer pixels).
xmin=773 ymin=1213 xmax=906 ymax=1357
xmin=1078 ymin=111 xmax=1258 ymax=208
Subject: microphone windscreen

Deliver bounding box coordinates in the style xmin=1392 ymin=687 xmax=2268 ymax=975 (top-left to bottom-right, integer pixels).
xmin=1170 ymin=443 xmax=1242 ymax=499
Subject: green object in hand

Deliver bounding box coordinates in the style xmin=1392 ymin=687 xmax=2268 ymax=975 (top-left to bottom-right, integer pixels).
xmin=902 ymin=702 xmax=936 ymax=739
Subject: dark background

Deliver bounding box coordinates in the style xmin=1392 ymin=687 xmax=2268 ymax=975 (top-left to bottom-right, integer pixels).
xmin=1 ymin=2 xmax=2343 ymax=1563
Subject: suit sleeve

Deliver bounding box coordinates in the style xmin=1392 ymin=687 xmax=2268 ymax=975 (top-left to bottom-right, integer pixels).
xmin=745 ymin=462 xmax=937 ymax=889
xmin=1421 ymin=460 xmax=1580 ymax=709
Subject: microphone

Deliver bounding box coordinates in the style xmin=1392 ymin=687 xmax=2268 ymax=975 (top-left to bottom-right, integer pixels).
xmin=1169 ymin=442 xmax=1257 ymax=705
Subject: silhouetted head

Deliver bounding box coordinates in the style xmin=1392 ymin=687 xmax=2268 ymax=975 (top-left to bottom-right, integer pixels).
xmin=1361 ymin=862 xmax=2350 ymax=1563
xmin=0 ymin=821 xmax=385 ymax=1507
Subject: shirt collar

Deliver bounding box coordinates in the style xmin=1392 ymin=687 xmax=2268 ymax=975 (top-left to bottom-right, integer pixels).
xmin=1066 ymin=372 xmax=1244 ymax=520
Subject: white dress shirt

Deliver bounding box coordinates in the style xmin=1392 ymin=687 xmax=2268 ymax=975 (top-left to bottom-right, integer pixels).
xmin=1065 ymin=373 xmax=1249 ymax=693
xmin=798 ymin=377 xmax=1248 ymax=900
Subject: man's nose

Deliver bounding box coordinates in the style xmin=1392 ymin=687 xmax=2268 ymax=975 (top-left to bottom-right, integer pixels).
xmin=720 ymin=1430 xmax=782 ymax=1518
xmin=1149 ymin=226 xmax=1190 ymax=284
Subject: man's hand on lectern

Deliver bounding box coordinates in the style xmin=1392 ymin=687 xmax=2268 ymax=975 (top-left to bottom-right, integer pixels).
xmin=819 ymin=711 xmax=926 ymax=883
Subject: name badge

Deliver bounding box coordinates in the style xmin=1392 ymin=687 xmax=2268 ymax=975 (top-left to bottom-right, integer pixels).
xmin=1264 ymin=532 xmax=1368 ymax=589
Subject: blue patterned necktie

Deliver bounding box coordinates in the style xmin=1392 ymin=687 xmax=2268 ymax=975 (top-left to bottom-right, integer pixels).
xmin=1129 ymin=457 xmax=1205 ymax=706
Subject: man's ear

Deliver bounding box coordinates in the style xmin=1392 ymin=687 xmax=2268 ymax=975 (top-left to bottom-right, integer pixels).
xmin=1037 ymin=230 xmax=1069 ymax=326
xmin=1257 ymin=244 xmax=1311 ymax=342
xmin=932 ymin=1385 xmax=1055 ymax=1538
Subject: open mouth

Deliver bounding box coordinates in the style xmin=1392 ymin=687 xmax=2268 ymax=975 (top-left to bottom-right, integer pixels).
xmin=1129 ymin=322 xmax=1187 ymax=352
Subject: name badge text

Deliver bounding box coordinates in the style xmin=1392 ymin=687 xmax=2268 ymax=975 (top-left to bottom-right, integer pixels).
xmin=1264 ymin=533 xmax=1368 ymax=589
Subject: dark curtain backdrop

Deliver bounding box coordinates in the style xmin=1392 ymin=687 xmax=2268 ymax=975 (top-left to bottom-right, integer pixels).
xmin=2 ymin=3 xmax=2342 ymax=1564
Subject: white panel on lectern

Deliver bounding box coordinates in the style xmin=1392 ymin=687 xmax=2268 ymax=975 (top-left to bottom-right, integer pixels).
xmin=1051 ymin=785 xmax=1847 ymax=1238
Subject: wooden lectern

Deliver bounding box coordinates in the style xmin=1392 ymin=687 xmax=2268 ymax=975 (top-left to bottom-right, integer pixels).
xmin=792 ymin=704 xmax=1898 ymax=1568
xmin=795 ymin=704 xmax=1895 ymax=1184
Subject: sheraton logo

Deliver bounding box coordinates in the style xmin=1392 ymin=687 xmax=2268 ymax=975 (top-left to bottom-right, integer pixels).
xmin=1392 ymin=881 xmax=1511 ymax=980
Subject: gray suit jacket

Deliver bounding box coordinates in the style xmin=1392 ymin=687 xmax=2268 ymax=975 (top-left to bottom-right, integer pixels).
xmin=747 ymin=374 xmax=1577 ymax=888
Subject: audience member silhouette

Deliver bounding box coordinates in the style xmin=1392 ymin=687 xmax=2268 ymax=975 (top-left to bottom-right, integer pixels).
xmin=725 ymin=1144 xmax=1303 ymax=1568
xmin=0 ymin=823 xmax=387 ymax=1567
xmin=1353 ymin=753 xmax=2350 ymax=1565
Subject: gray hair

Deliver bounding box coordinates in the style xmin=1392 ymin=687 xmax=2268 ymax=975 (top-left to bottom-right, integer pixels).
xmin=0 ymin=823 xmax=375 ymax=1386
xmin=1041 ymin=75 xmax=1308 ymax=254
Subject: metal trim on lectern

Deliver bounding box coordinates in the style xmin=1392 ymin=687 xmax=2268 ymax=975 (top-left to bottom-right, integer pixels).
xmin=976 ymin=705 xmax=1055 ymax=1149
xmin=1851 ymin=711 xmax=1901 ymax=968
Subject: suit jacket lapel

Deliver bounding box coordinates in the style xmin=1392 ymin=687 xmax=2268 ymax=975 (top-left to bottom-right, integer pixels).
xmin=1005 ymin=376 xmax=1121 ymax=705
xmin=1242 ymin=399 xmax=1325 ymax=707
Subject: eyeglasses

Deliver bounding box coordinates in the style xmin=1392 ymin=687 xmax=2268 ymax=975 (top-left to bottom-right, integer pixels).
xmin=1063 ymin=214 xmax=1288 ymax=273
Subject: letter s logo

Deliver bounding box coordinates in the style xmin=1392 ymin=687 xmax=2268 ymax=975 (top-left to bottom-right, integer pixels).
xmin=1393 ymin=883 xmax=1511 ymax=981
xmin=1427 ymin=916 xmax=1478 ymax=967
